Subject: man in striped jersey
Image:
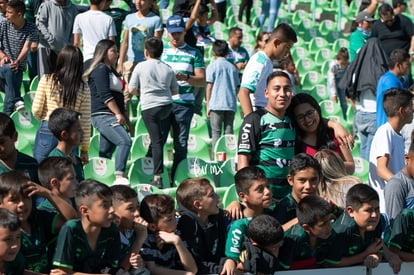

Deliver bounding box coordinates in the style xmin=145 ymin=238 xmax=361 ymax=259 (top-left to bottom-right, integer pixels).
xmin=0 ymin=0 xmax=38 ymax=115
xmin=161 ymin=15 xmax=206 ymax=180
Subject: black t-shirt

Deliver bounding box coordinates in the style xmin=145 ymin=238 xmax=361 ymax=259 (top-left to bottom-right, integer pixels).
xmin=372 ymin=14 xmax=414 ymax=57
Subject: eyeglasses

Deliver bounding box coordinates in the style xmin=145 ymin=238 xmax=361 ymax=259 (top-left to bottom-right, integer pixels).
xmin=296 ymin=109 xmax=317 ymax=122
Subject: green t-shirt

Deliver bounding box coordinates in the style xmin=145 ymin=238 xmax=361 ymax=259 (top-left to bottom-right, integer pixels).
xmin=278 ymin=223 xmax=341 ymax=269
xmin=226 ymin=45 xmax=250 ymax=65
xmin=237 ymin=109 xmax=295 ymax=199
xmin=272 ymin=193 xmax=297 ymax=225
xmin=388 ymin=208 xmax=414 ymax=252
xmin=53 ymin=219 xmax=120 ymax=273
xmin=225 ymin=217 xmax=252 ymax=261
xmin=333 ymin=212 xmax=383 ymax=258
xmin=0 ymin=151 xmax=39 ymax=183
xmin=22 ymin=209 xmax=59 ymax=273
xmin=349 ymin=29 xmax=372 ymax=62
xmin=161 ymin=43 xmax=205 ymax=104
xmin=48 ymin=148 xmax=84 ymax=182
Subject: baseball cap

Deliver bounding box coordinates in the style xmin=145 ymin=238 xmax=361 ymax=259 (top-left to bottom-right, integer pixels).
xmin=166 ymin=15 xmax=185 ymax=33
xmin=356 ymin=11 xmax=375 ymax=22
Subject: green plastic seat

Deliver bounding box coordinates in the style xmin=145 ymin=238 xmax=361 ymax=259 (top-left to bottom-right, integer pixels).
xmin=291 ymin=46 xmax=310 ymax=61
xmin=128 ymin=157 xmax=170 ymax=188
xmin=303 ymin=28 xmax=321 ymax=41
xmin=189 ymin=114 xmax=211 ymax=144
xmin=173 ymin=157 xmax=214 ymax=186
xmin=296 ymin=58 xmax=317 ymax=75
xmin=10 ymin=110 xmax=39 ymax=143
xmin=15 ymin=133 xmax=33 ymax=157
xmin=216 ymin=158 xmax=237 ymax=187
xmin=83 ymin=157 xmax=116 ymax=186
xmin=134 ymin=117 xmax=149 ymax=137
xmin=332 ymin=38 xmax=350 ymax=53
xmin=352 ymin=157 xmax=369 ymax=184
xmin=213 ymin=134 xmax=237 ymax=161
xmin=135 ymin=184 xmax=164 ymax=202
xmin=300 ymin=71 xmax=325 ymax=90
xmin=130 ymin=133 xmax=151 ymax=161
xmin=291 ymin=9 xmax=310 ymax=25
xmin=222 ymin=184 xmax=239 ymax=208
xmin=319 ymin=99 xmax=343 ymax=117
xmin=308 ymin=37 xmax=329 ymax=53
xmin=29 ymin=75 xmax=39 ymax=92
xmin=318 ymin=19 xmax=336 ymax=35
xmin=187 ymin=134 xmax=212 ymax=161
xmin=306 ymin=84 xmax=330 ymax=101
xmin=314 ymin=48 xmax=335 ymax=66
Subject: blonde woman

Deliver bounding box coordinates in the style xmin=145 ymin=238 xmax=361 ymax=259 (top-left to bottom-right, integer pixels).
xmin=314 ymin=149 xmax=361 ymax=208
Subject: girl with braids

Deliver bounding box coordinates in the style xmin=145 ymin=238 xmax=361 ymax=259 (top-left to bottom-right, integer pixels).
xmin=32 ymin=45 xmax=91 ymax=164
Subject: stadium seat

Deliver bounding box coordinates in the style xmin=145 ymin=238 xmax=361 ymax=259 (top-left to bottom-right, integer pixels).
xmin=134 ymin=117 xmax=149 ymax=137
xmin=216 ymin=158 xmax=237 ymax=187
xmin=318 ymin=19 xmax=336 ymax=35
xmin=130 ymin=133 xmax=151 ymax=161
xmin=291 ymin=46 xmax=310 ymax=61
xmin=187 ymin=134 xmax=211 ymax=161
xmin=213 ymin=134 xmax=237 ymax=161
xmin=29 ymin=75 xmax=39 ymax=92
xmin=222 ymin=184 xmax=239 ymax=208
xmin=352 ymin=157 xmax=369 ymax=184
xmin=128 ymin=157 xmax=170 ymax=188
xmin=135 ymin=184 xmax=164 ymax=202
xmin=308 ymin=37 xmax=329 ymax=53
xmin=88 ymin=134 xmax=100 ymax=158
xmin=296 ymin=58 xmax=317 ymax=75
xmin=10 ymin=110 xmax=39 ymax=143
xmin=332 ymin=38 xmax=350 ymax=53
xmin=305 ymin=84 xmax=330 ymax=101
xmin=314 ymin=48 xmax=335 ymax=66
xmin=173 ymin=157 xmax=214 ymax=186
xmin=189 ymin=114 xmax=211 ymax=143
xmin=300 ymin=71 xmax=325 ymax=90
xmin=83 ymin=157 xmax=116 ymax=186
xmin=319 ymin=99 xmax=343 ymax=117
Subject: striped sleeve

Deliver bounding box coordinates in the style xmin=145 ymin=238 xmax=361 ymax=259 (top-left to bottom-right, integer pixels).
xmin=32 ymin=76 xmax=50 ymax=121
xmin=76 ymin=83 xmax=91 ymax=152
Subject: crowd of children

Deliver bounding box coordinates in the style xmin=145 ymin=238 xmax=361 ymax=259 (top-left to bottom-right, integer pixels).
xmin=1 ymin=102 xmax=414 ymax=275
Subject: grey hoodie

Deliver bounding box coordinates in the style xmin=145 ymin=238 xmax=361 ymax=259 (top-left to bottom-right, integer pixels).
xmin=36 ymin=0 xmax=78 ymax=52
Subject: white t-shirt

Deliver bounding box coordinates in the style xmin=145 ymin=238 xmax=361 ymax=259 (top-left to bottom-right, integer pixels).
xmin=240 ymin=51 xmax=273 ymax=109
xmin=73 ymin=10 xmax=117 ymax=60
xmin=369 ymin=122 xmax=405 ymax=213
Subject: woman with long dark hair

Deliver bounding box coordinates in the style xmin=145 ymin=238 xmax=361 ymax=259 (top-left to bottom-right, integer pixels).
xmin=287 ymin=93 xmax=355 ymax=174
xmin=84 ymin=39 xmax=131 ymax=185
xmin=32 ymin=45 xmax=91 ymax=164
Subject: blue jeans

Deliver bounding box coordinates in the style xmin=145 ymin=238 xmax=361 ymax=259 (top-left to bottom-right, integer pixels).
xmin=169 ymin=102 xmax=194 ymax=179
xmin=258 ymin=0 xmax=270 ymax=27
xmin=92 ymin=114 xmax=132 ymax=175
xmin=267 ymin=0 xmax=282 ymax=32
xmin=354 ymin=111 xmax=376 ymax=160
xmin=210 ymin=110 xmax=235 ymax=148
xmin=33 ymin=121 xmax=59 ymax=164
xmin=0 ymin=64 xmax=23 ymax=115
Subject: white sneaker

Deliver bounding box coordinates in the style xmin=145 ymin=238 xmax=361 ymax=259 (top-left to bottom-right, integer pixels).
xmin=113 ymin=177 xmax=130 ymax=186
xmin=14 ymin=100 xmax=25 ymax=111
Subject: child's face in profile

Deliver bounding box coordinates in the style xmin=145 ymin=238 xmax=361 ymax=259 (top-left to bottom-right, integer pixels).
xmin=243 ymin=180 xmax=272 ymax=209
xmin=0 ymin=134 xmax=17 ymax=160
xmin=113 ymin=198 xmax=140 ymax=230
xmin=348 ymin=201 xmax=380 ymax=233
xmin=288 ymin=168 xmax=319 ymax=203
xmin=337 ymin=57 xmax=348 ymax=68
xmin=0 ymin=191 xmax=32 ymax=223
xmin=156 ymin=210 xmax=177 ymax=233
xmin=86 ymin=195 xmax=114 ymax=228
xmin=66 ymin=120 xmax=83 ymax=147
xmin=56 ymin=167 xmax=77 ymax=199
xmin=198 ymin=185 xmax=220 ymax=216
xmin=0 ymin=227 xmax=21 ymax=262
xmin=305 ymin=214 xmax=333 ymax=240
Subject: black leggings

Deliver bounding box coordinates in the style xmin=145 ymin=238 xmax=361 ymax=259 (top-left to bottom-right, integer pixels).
xmin=238 ymin=0 xmax=253 ymax=23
